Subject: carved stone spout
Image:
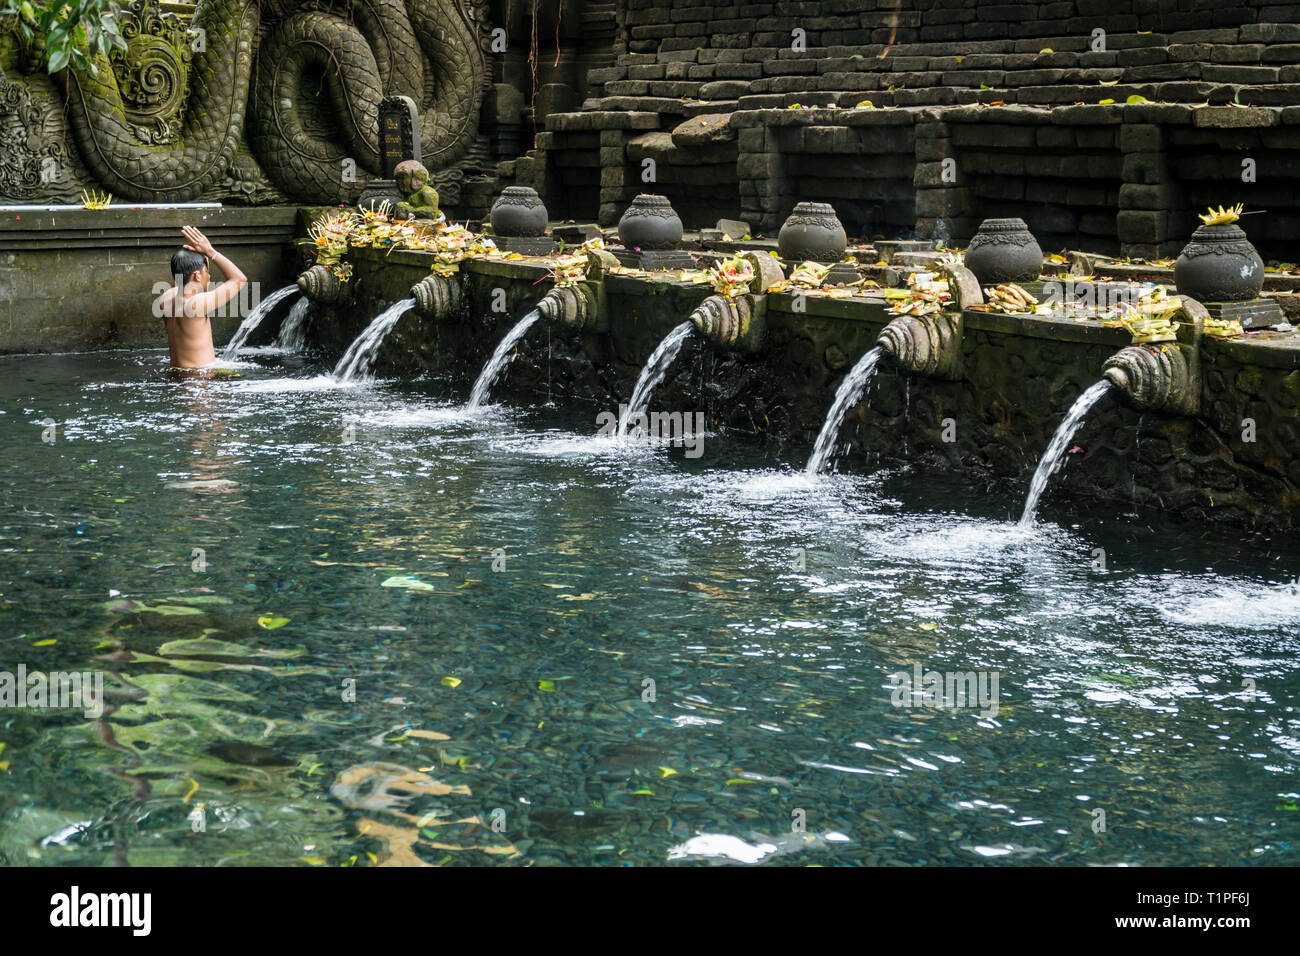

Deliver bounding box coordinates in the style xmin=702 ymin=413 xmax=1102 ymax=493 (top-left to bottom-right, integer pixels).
xmin=876 ymin=262 xmax=976 ymax=380
xmin=411 ymin=273 xmax=462 ymax=319
xmin=536 ymin=248 xmax=615 ymax=333
xmin=689 ymin=293 xmax=766 ymax=352
xmin=1101 ymin=295 xmax=1204 ymax=416
xmin=297 ymin=264 xmax=344 ymax=304
xmin=1102 ymin=343 xmax=1198 ymax=415
xmin=537 ymin=283 xmax=604 ymax=332
xmin=877 ymin=312 xmax=963 ymax=380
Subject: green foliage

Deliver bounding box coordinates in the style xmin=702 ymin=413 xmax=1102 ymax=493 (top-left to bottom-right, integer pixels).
xmin=2 ymin=0 xmax=128 ymax=75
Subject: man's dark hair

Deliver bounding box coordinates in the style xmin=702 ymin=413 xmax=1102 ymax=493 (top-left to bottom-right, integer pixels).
xmin=170 ymin=248 xmax=208 ymax=284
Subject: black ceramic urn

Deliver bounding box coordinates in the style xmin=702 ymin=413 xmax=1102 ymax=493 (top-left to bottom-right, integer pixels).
xmin=963 ymin=218 xmax=1043 ymax=285
xmin=617 ymin=194 xmax=684 ymax=250
xmin=489 ymin=186 xmax=549 ymax=238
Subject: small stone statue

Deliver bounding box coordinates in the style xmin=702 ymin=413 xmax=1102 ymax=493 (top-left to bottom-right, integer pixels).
xmin=393 ymin=159 xmax=441 ymax=221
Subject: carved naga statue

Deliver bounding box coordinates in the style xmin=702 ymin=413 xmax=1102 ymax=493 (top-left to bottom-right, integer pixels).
xmin=49 ymin=0 xmax=487 ymax=204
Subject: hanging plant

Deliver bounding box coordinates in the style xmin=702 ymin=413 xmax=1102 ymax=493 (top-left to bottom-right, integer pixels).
xmin=4 ymin=0 xmax=127 ymax=74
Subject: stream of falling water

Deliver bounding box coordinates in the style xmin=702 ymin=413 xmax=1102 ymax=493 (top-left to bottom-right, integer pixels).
xmin=276 ymin=296 xmax=313 ymax=350
xmin=1018 ymin=380 xmax=1114 ymax=525
xmin=616 ymin=321 xmax=695 ymax=437
xmin=333 ymin=298 xmax=414 ymax=383
xmin=805 ymin=346 xmax=884 ymax=474
xmin=466 ymin=310 xmax=542 ymax=408
xmin=222 ymin=285 xmax=299 ymax=357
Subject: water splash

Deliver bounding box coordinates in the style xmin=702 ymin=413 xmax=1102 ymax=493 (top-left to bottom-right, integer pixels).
xmin=805 ymin=346 xmax=884 ymax=474
xmin=333 ymin=298 xmax=414 ymax=383
xmin=466 ymin=309 xmax=541 ymax=408
xmin=276 ymin=296 xmax=312 ymax=351
xmin=222 ymin=286 xmax=298 ymax=357
xmin=1018 ymin=380 xmax=1113 ymax=526
xmin=617 ymin=321 xmax=694 ymax=437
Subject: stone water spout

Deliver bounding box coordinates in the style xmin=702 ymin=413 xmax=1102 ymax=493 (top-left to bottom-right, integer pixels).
xmin=297 ymin=264 xmax=345 ymax=305
xmin=536 ymin=248 xmax=618 ymax=334
xmin=876 ymin=264 xmax=981 ymax=381
xmin=1102 ymin=296 xmax=1205 ymax=416
xmin=411 ymin=272 xmax=463 ymax=320
xmin=688 ymin=252 xmax=785 ymax=353
xmin=690 ymin=294 xmax=765 ymax=352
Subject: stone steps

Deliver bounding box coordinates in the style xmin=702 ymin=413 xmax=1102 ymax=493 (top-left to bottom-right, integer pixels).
xmin=620 ymin=0 xmax=1298 ymax=54
xmin=598 ymin=29 xmax=1300 ymax=111
xmin=585 ymin=82 xmax=1300 ymax=116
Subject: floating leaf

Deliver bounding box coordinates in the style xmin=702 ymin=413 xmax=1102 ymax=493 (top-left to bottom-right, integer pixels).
xmin=159 ymin=638 xmax=304 ymax=659
xmin=407 ymin=729 xmax=451 ymax=741
xmin=164 ymin=478 xmax=239 ymax=490
xmin=31 ymin=638 xmax=56 ymax=647
xmin=538 ymin=680 xmax=556 ymax=692
xmin=105 ymin=599 xmax=203 ymax=616
xmin=257 ymin=616 xmax=290 ymax=630
xmin=381 ymin=575 xmax=436 ymax=591
xmin=441 ymin=676 xmax=462 ymax=688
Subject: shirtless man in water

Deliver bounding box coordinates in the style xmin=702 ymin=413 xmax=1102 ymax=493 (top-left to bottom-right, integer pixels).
xmin=153 ymin=226 xmax=248 ymax=369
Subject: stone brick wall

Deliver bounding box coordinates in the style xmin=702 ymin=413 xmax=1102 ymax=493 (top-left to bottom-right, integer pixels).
xmin=542 ymin=1 xmax=1300 ymax=253
xmin=619 ymin=0 xmax=1279 ymax=57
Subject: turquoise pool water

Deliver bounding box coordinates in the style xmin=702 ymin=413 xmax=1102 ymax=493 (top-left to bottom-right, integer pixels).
xmin=1 ymin=348 xmax=1297 ymax=866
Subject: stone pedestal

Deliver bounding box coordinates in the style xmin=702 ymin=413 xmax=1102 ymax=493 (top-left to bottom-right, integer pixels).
xmin=1202 ymin=298 xmax=1286 ymax=330
xmin=492 ymin=236 xmax=558 ymax=256
xmin=358 ymin=178 xmax=403 ymax=210
xmin=822 ymin=262 xmax=861 ymax=286
xmin=613 ymin=249 xmax=696 ymax=271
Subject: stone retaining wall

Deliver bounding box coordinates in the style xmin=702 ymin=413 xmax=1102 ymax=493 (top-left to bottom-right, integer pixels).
xmin=0 ymin=207 xmax=301 ymax=353
xmin=302 ymin=246 xmax=1300 ymax=531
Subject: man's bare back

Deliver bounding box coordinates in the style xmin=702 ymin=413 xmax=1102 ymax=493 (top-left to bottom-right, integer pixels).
xmin=154 ymin=226 xmax=248 ymax=369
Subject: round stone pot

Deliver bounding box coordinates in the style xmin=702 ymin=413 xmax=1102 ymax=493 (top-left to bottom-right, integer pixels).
xmin=777 ymin=202 xmax=847 ymax=262
xmin=617 ymin=194 xmax=683 ymax=250
xmin=489 ymin=186 xmax=548 ymax=238
xmin=963 ymin=218 xmax=1043 ymax=284
xmin=1173 ymin=223 xmax=1264 ymax=303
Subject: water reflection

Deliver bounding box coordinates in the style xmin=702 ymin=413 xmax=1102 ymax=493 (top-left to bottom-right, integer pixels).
xmin=0 ymin=350 xmax=1296 ymax=866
